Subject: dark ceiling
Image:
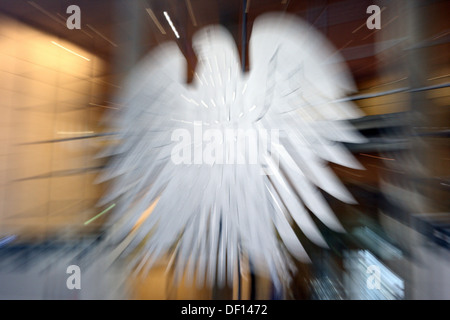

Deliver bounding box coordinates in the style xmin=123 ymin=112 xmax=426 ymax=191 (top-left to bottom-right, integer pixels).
xmin=0 ymin=0 xmax=448 ymax=86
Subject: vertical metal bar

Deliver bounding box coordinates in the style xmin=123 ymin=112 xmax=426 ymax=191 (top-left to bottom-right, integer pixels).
xmin=236 ymin=0 xmax=249 ymax=301
xmin=404 ymin=0 xmax=435 ymax=300
xmin=241 ymin=0 xmax=247 ymax=72
xmin=113 ymin=0 xmax=143 ymax=75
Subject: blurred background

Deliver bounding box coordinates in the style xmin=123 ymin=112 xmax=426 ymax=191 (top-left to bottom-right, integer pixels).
xmin=0 ymin=0 xmax=448 ymax=299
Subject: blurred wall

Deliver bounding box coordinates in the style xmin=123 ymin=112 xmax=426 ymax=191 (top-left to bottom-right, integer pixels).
xmin=0 ymin=14 xmax=109 ymax=239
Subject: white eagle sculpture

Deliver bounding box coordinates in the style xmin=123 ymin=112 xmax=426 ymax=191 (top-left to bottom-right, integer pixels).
xmin=97 ymin=13 xmax=365 ymax=290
